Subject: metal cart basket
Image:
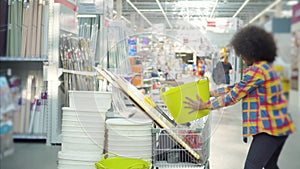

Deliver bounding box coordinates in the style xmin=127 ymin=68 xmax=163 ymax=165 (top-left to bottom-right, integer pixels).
xmin=152 ymin=116 xmax=210 ymax=169
xmin=96 ymin=67 xmax=211 ymax=169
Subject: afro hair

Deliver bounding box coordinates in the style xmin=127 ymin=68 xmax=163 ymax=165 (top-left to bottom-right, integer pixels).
xmin=230 ymin=25 xmax=277 ymax=64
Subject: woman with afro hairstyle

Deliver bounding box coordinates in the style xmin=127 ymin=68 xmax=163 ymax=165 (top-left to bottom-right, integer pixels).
xmin=184 ymin=25 xmax=295 ymax=169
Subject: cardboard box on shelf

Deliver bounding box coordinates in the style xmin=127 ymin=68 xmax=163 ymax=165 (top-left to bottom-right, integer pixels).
xmin=131 ymin=64 xmax=142 ymax=73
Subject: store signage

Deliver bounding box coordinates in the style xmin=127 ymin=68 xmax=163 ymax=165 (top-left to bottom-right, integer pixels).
xmin=104 ymin=0 xmax=113 ymax=26
xmin=128 ymin=37 xmax=137 ymax=56
xmin=206 ymin=21 xmax=216 ymax=27
xmin=59 ymin=4 xmax=78 ymax=34
xmin=183 ymin=39 xmax=189 ymax=44
xmin=292 ymin=2 xmax=300 ymax=24
xmin=78 ymin=3 xmax=102 ymax=14
xmin=55 ymin=0 xmax=77 ymax=11
xmin=206 ymin=18 xmax=239 ymax=33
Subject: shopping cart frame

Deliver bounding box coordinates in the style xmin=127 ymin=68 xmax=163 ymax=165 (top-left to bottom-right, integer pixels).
xmin=151 ymin=116 xmax=210 ymax=169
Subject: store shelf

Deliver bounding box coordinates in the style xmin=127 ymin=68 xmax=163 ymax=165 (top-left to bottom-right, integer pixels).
xmin=0 ymin=57 xmax=48 ymax=62
xmin=61 ymin=68 xmax=97 ymax=76
xmin=13 ymin=134 xmax=47 ymax=140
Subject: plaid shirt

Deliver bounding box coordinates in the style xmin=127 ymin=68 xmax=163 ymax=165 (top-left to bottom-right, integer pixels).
xmin=206 ymin=61 xmax=295 ymax=137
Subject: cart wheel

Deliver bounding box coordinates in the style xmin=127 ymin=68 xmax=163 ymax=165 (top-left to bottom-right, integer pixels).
xmin=205 ymin=160 xmax=210 ymax=169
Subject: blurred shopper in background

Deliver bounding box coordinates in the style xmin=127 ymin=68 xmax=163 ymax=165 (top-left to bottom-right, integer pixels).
xmin=197 ymin=59 xmax=206 ymax=77
xmin=212 ymin=53 xmax=232 ymax=85
xmin=184 ymin=25 xmax=295 ymax=169
xmin=220 ymin=54 xmax=233 ymax=84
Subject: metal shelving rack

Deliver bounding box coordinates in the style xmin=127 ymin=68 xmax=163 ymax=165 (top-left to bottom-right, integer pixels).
xmin=0 ymin=0 xmax=50 ymax=142
xmin=46 ymin=0 xmax=108 ymax=145
xmin=0 ymin=58 xmax=48 ymax=141
xmin=0 ymin=57 xmax=48 ymax=62
xmin=46 ymin=0 xmax=78 ymax=144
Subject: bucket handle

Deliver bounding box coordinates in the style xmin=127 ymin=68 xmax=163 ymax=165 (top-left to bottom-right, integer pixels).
xmin=101 ymin=152 xmax=119 ymax=160
xmin=159 ymin=86 xmax=171 ymax=98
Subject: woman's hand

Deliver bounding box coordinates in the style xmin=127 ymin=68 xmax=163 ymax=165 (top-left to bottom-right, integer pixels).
xmin=183 ymin=94 xmax=207 ymax=114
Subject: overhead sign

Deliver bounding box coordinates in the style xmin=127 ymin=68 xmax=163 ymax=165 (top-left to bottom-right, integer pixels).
xmin=205 ymin=18 xmax=242 ymax=33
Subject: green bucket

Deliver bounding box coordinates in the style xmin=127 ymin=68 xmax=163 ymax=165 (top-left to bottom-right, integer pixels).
xmin=160 ymin=78 xmax=210 ymax=124
xmin=95 ymin=153 xmax=151 ymax=169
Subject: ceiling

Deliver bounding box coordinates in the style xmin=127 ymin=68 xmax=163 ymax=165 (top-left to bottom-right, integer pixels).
xmin=114 ymin=0 xmax=297 ymax=30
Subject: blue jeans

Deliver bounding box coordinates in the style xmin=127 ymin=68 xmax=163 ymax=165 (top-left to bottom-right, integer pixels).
xmin=244 ymin=133 xmax=288 ymax=169
xmin=225 ymin=74 xmax=230 ymax=84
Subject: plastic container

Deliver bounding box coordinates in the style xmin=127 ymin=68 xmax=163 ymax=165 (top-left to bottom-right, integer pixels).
xmin=68 ymin=91 xmax=112 ymax=111
xmin=106 ymin=148 xmax=152 ymax=157
xmin=62 ymin=119 xmax=104 ymax=128
xmin=107 ymin=138 xmax=152 ymax=147
xmin=160 ymin=79 xmax=210 ymax=124
xmin=95 ymin=153 xmax=151 ymax=169
xmin=62 ymin=141 xmax=103 ymax=152
xmin=62 ymin=107 xmax=106 ymax=119
xmin=107 ymin=142 xmax=152 ymax=149
xmin=58 ymin=151 xmax=98 ymax=169
xmin=61 ymin=125 xmax=105 ymax=133
xmin=108 ymin=130 xmax=152 ymax=137
xmin=62 ymin=134 xmax=105 ymax=145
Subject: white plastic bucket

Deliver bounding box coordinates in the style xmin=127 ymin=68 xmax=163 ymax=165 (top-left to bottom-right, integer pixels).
xmin=68 ymin=91 xmax=112 ymax=111
xmin=62 ymin=142 xmax=103 ymax=152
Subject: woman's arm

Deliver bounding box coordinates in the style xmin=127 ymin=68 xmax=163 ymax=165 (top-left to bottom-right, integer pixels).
xmin=184 ymin=66 xmax=264 ymax=112
xmin=209 ymin=84 xmax=235 ymax=97
xmin=207 ymin=67 xmax=264 ymax=110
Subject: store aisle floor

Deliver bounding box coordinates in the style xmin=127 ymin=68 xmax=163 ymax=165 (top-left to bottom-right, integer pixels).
xmin=1 ymin=103 xmax=299 ymax=169
xmin=209 ymin=103 xmax=300 ymax=169
xmin=0 ymin=142 xmax=60 ymax=169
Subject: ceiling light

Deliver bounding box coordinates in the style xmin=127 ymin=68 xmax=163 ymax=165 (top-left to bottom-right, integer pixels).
xmin=232 ymin=0 xmax=250 ymax=18
xmin=113 ymin=10 xmax=131 ymax=24
xmin=126 ymin=0 xmax=152 ymax=26
xmin=210 ymin=0 xmax=219 ymax=18
xmin=156 ymin=0 xmax=173 ymax=29
xmin=286 ymin=1 xmax=298 ymax=6
xmin=248 ymin=0 xmax=281 ymax=24
xmin=139 ymin=9 xmax=162 ymax=12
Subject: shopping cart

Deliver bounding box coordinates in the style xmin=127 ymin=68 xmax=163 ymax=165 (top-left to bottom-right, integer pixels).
xmin=151 ymin=116 xmax=210 ymax=169
xmin=96 ymin=67 xmax=211 ymax=169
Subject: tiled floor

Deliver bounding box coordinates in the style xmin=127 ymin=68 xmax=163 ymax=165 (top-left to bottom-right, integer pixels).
xmin=1 ymin=103 xmax=300 ymax=169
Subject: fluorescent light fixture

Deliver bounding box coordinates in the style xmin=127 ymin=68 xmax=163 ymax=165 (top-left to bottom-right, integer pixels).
xmin=249 ymin=0 xmax=281 ymax=24
xmin=176 ymin=1 xmax=214 ymax=8
xmin=126 ymin=0 xmax=152 ymax=26
xmin=113 ymin=10 xmax=131 ymax=24
xmin=156 ymin=0 xmax=173 ymax=29
xmin=121 ymin=16 xmax=131 ymax=24
xmin=210 ymin=0 xmax=219 ymax=18
xmin=139 ymin=9 xmax=162 ymax=12
xmin=77 ymin=14 xmax=97 ymax=18
xmin=232 ymin=0 xmax=250 ymax=18
xmin=286 ymin=0 xmax=298 ymax=6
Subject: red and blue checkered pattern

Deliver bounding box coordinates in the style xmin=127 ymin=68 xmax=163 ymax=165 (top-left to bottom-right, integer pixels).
xmin=207 ymin=61 xmax=294 ymax=137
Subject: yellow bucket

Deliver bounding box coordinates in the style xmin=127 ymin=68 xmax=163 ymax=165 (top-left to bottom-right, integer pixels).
xmin=95 ymin=153 xmax=151 ymax=169
xmin=160 ymin=78 xmax=210 ymax=124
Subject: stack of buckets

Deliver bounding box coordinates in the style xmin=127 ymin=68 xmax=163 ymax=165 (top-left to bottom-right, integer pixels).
xmin=106 ymin=118 xmax=153 ymax=158
xmin=57 ymin=91 xmax=112 ymax=169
